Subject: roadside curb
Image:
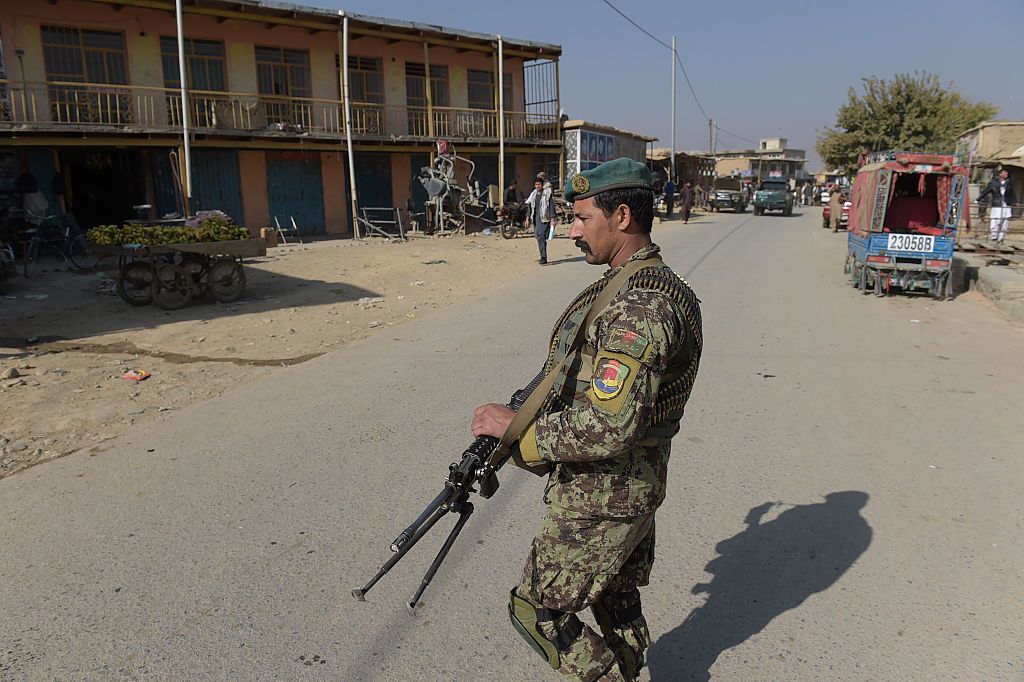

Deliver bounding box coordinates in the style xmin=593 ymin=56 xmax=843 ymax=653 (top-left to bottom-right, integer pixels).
xmin=953 ymin=254 xmax=1024 ymax=321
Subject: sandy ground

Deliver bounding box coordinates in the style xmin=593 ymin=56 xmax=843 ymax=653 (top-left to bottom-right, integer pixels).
xmin=0 ymin=226 xmax=622 ymax=478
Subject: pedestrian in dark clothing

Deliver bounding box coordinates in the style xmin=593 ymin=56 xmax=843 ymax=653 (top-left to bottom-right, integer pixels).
xmin=681 ymin=180 xmax=695 ymax=223
xmin=504 ymin=178 xmax=520 ymax=206
xmin=663 ymin=177 xmax=676 ymax=218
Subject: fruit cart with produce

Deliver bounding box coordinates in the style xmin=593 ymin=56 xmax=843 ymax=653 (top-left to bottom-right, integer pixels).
xmin=87 ymin=218 xmax=266 ymax=310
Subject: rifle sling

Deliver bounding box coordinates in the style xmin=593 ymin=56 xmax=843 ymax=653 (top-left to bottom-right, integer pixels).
xmin=487 ymin=256 xmax=664 ymax=468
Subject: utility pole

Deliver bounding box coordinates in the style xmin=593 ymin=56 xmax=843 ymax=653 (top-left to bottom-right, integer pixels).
xmin=708 ymin=118 xmax=713 ymax=155
xmin=670 ymin=35 xmax=676 ymax=182
xmin=174 ymin=0 xmax=192 ymax=216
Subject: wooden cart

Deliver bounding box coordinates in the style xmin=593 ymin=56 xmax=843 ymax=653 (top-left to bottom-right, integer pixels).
xmin=95 ymin=238 xmax=267 ymax=310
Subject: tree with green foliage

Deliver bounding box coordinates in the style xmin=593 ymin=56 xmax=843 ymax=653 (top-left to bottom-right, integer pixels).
xmin=816 ymin=72 xmax=997 ymax=175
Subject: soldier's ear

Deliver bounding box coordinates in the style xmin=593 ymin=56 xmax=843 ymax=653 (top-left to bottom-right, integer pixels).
xmin=615 ymin=204 xmax=631 ymax=232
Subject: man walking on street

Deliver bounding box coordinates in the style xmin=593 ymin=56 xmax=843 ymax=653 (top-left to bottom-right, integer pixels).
xmin=977 ymin=168 xmax=1017 ymax=243
xmin=828 ymin=186 xmax=844 ymax=232
xmin=526 ymin=177 xmax=556 ymax=264
xmin=681 ymin=180 xmax=694 ymax=224
xmin=472 ymin=158 xmax=702 ymax=681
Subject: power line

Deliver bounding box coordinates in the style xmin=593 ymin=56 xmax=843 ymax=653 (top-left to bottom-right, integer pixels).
xmin=600 ymin=0 xmax=672 ymax=50
xmin=673 ymin=50 xmax=709 ymax=122
xmin=714 ymin=125 xmax=758 ymax=146
xmin=600 ymin=0 xmax=710 ymax=122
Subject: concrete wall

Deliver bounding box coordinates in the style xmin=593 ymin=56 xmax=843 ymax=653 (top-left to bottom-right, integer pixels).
xmin=716 ymin=157 xmax=751 ymax=177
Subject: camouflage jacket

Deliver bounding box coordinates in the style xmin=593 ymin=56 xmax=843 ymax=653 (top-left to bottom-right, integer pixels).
xmin=518 ymin=244 xmax=702 ymax=517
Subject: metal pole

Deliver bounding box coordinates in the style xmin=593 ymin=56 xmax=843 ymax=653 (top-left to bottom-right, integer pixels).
xmin=423 ymin=42 xmax=434 ymax=138
xmin=497 ymin=36 xmax=504 ymax=204
xmin=670 ymin=35 xmax=676 ymax=183
xmin=708 ymin=118 xmax=713 ymax=155
xmin=174 ymin=0 xmax=192 ymax=215
xmin=342 ymin=14 xmax=360 ymax=238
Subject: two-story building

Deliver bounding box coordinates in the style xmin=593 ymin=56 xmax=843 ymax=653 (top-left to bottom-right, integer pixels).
xmin=0 ymin=0 xmax=562 ymax=235
xmin=714 ymin=137 xmax=808 ymax=184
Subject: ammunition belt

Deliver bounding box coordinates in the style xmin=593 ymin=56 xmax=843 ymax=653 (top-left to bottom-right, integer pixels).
xmin=542 ymin=264 xmax=703 ymax=427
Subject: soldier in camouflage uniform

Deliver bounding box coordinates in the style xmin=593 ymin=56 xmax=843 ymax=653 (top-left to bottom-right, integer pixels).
xmin=472 ymin=158 xmax=702 ymax=681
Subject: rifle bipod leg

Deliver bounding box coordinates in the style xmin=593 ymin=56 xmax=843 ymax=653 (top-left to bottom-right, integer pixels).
xmin=352 ymin=503 xmax=448 ymax=601
xmin=407 ymin=500 xmax=474 ymax=611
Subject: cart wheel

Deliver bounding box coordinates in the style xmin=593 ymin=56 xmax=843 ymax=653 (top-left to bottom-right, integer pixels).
xmin=116 ymin=261 xmax=155 ymax=306
xmin=67 ymin=236 xmax=97 ymax=271
xmin=152 ymin=264 xmax=193 ymax=310
xmin=209 ymin=258 xmax=246 ymax=303
xmin=500 ymin=222 xmax=517 ymax=239
xmin=179 ymin=254 xmax=210 ymax=297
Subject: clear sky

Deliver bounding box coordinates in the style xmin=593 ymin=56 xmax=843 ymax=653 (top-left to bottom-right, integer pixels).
xmin=319 ymin=0 xmax=1022 ymax=170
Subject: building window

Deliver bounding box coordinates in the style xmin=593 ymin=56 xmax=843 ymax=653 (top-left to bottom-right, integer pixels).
xmin=255 ymin=46 xmax=311 ymax=125
xmin=41 ymin=25 xmax=129 ymax=123
xmin=160 ymin=37 xmax=226 ymax=91
xmin=405 ymin=63 xmax=449 ymax=136
xmin=467 ymin=69 xmax=494 ymax=110
xmin=405 ymin=63 xmax=449 ymax=107
xmin=160 ymin=38 xmax=226 ymax=127
xmin=340 ymin=55 xmax=383 ymax=134
xmin=502 ymin=72 xmax=513 ymax=109
xmin=346 ymin=56 xmax=383 ymax=104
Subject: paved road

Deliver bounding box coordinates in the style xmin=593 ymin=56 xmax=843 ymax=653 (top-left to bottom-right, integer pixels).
xmin=2 ymin=207 xmax=1022 ymax=681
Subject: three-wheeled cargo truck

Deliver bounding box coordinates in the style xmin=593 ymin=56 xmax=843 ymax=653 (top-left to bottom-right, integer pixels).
xmin=844 ymin=151 xmax=967 ymax=299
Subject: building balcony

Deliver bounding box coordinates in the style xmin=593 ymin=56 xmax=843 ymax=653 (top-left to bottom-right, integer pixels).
xmin=0 ymin=80 xmax=561 ymax=145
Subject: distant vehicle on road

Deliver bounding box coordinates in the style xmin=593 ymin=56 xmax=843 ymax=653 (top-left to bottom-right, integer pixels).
xmin=753 ymin=178 xmax=793 ymax=216
xmin=709 ymin=177 xmax=747 ymax=213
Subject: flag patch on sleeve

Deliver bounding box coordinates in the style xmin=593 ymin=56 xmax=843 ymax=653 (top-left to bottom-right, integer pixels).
xmin=605 ymin=328 xmax=650 ymax=359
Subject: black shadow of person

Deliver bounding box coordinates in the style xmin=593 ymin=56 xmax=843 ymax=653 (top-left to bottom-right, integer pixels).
xmin=647 ymin=491 xmax=872 ymax=681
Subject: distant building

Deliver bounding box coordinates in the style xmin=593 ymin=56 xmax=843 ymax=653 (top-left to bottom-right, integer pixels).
xmin=647 ymin=148 xmax=715 ymax=192
xmin=562 ymin=120 xmax=656 ymax=181
xmin=958 ymin=121 xmax=1024 ymax=217
xmin=715 ymin=138 xmax=808 ymax=183
xmin=0 ymin=0 xmax=562 ymax=235
xmin=813 ymin=170 xmax=851 ymax=187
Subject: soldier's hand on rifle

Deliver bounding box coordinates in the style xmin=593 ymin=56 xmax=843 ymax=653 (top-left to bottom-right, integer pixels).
xmin=472 ymin=403 xmax=515 ymax=439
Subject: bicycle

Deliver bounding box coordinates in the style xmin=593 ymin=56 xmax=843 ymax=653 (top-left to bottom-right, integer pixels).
xmin=23 ymin=213 xmax=97 ymax=278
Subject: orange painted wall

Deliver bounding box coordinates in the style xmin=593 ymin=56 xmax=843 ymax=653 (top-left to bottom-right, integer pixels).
xmin=390 ymin=153 xmax=411 ymax=212
xmin=515 ymin=155 xmax=535 ymax=187
xmin=321 ymin=152 xmax=349 ymax=236
xmin=239 ymin=150 xmax=269 ymax=231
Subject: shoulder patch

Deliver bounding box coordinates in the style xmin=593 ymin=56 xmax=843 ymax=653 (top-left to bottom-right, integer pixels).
xmin=593 ymin=357 xmax=631 ymax=400
xmin=605 ymin=328 xmax=650 ymax=359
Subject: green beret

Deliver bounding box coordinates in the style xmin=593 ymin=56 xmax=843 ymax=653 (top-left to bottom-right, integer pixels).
xmin=565 ymin=157 xmax=654 ymax=202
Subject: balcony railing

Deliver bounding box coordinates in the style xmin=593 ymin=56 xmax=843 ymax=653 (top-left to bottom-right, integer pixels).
xmin=0 ymin=80 xmax=560 ymax=143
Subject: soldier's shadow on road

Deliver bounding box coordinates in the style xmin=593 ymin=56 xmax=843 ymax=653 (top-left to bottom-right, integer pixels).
xmin=647 ymin=491 xmax=872 ymax=681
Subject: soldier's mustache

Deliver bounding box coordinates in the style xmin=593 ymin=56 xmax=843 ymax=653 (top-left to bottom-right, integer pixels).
xmin=575 ymin=239 xmax=591 ymax=253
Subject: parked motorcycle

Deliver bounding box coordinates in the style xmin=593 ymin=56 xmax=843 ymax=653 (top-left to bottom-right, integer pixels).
xmin=497 ymin=202 xmax=531 ymax=239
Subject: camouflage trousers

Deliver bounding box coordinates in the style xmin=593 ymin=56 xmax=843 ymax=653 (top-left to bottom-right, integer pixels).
xmin=515 ymin=505 xmax=656 ymax=682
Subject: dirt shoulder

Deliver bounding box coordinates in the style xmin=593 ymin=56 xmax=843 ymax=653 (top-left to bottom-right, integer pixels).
xmin=0 ymin=218 xmax=705 ymax=478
